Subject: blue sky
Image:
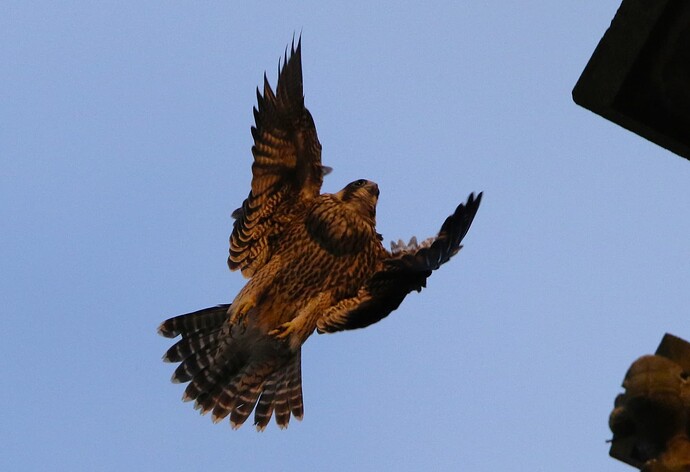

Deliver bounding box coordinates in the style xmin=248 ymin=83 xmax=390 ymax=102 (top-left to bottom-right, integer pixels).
xmin=2 ymin=2 xmax=688 ymax=471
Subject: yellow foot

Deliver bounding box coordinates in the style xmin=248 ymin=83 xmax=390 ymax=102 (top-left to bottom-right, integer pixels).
xmin=229 ymin=297 xmax=256 ymax=329
xmin=268 ymin=321 xmax=296 ymax=341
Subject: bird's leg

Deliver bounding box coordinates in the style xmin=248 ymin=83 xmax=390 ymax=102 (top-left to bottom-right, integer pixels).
xmin=268 ymin=321 xmax=296 ymax=340
xmin=269 ymin=317 xmax=308 ymax=352
xmin=269 ymin=293 xmax=329 ymax=345
xmin=228 ymin=296 xmax=256 ymax=331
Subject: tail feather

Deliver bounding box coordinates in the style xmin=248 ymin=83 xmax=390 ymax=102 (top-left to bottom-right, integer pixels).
xmin=182 ymin=344 xmax=242 ymax=401
xmin=230 ymin=385 xmax=263 ymax=429
xmin=251 ymin=351 xmax=303 ymax=430
xmin=273 ymin=374 xmax=291 ymax=429
xmin=193 ymin=364 xmax=245 ymax=414
xmin=158 ymin=304 xmax=230 ymax=338
xmin=212 ymin=361 xmax=276 ymax=424
xmin=164 ymin=329 xmax=222 ymax=363
xmin=193 ymin=375 xmax=235 ymax=414
xmin=187 ymin=342 xmax=264 ymax=416
xmin=254 ymin=377 xmax=277 ymax=431
xmin=172 ymin=347 xmax=220 ymax=384
xmin=276 ymin=351 xmax=303 ymax=428
xmin=286 ymin=352 xmax=304 ymax=419
xmin=193 ymin=382 xmax=225 ymax=414
xmin=159 ymin=306 xmax=305 ymax=430
xmin=170 ymin=329 xmax=236 ymax=384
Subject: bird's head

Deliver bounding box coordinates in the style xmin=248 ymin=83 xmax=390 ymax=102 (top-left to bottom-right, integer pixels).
xmin=334 ymin=179 xmax=379 ymax=221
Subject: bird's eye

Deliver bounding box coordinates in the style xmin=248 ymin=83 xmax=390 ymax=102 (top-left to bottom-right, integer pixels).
xmin=352 ymin=179 xmax=367 ymax=188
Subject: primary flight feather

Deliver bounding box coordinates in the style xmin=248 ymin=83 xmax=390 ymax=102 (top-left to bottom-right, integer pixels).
xmin=159 ymin=38 xmax=482 ymax=431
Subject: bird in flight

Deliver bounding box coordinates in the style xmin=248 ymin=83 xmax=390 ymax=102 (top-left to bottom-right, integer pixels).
xmin=158 ymin=38 xmax=482 ymax=431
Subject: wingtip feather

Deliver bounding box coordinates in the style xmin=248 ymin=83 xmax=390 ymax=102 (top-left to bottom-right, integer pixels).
xmin=157 ymin=322 xmax=177 ymax=339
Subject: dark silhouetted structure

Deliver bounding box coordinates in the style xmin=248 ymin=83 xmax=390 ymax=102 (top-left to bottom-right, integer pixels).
xmin=573 ymin=0 xmax=690 ymax=162
xmin=609 ymin=334 xmax=690 ymax=471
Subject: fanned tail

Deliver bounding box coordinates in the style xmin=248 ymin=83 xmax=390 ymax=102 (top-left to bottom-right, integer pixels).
xmin=159 ymin=305 xmax=303 ymax=430
xmin=253 ymin=350 xmax=303 ymax=431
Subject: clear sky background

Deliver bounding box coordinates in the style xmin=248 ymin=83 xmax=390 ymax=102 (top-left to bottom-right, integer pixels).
xmin=2 ymin=2 xmax=688 ymax=471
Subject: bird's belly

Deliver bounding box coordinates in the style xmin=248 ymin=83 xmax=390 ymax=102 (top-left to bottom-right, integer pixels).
xmin=231 ymin=236 xmax=377 ymax=336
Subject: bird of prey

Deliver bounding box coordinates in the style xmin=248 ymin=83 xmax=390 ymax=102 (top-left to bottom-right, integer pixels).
xmin=158 ymin=39 xmax=482 ymax=431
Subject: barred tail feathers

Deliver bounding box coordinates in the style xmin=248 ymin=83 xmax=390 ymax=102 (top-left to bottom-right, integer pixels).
xmin=159 ymin=305 xmax=304 ymax=430
xmin=253 ymin=350 xmax=303 ymax=431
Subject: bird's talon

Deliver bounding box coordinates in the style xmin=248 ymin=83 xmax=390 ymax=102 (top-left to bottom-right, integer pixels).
xmin=229 ymin=298 xmax=256 ymax=328
xmin=269 ymin=322 xmax=294 ymax=340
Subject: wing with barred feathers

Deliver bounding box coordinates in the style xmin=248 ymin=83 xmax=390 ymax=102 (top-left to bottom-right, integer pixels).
xmin=229 ymin=38 xmax=327 ymax=277
xmin=316 ymin=192 xmax=482 ymax=333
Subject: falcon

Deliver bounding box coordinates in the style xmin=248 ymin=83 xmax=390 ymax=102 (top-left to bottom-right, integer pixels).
xmin=159 ymin=39 xmax=482 ymax=431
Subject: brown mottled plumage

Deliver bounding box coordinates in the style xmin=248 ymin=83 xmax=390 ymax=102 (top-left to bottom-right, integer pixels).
xmin=159 ymin=38 xmax=482 ymax=431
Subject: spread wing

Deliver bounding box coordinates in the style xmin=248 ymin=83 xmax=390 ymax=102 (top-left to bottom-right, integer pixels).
xmin=228 ymin=38 xmax=326 ymax=277
xmin=316 ymin=192 xmax=482 ymax=333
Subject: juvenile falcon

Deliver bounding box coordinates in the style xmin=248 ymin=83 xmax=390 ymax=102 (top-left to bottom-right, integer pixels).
xmin=159 ymin=39 xmax=482 ymax=431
